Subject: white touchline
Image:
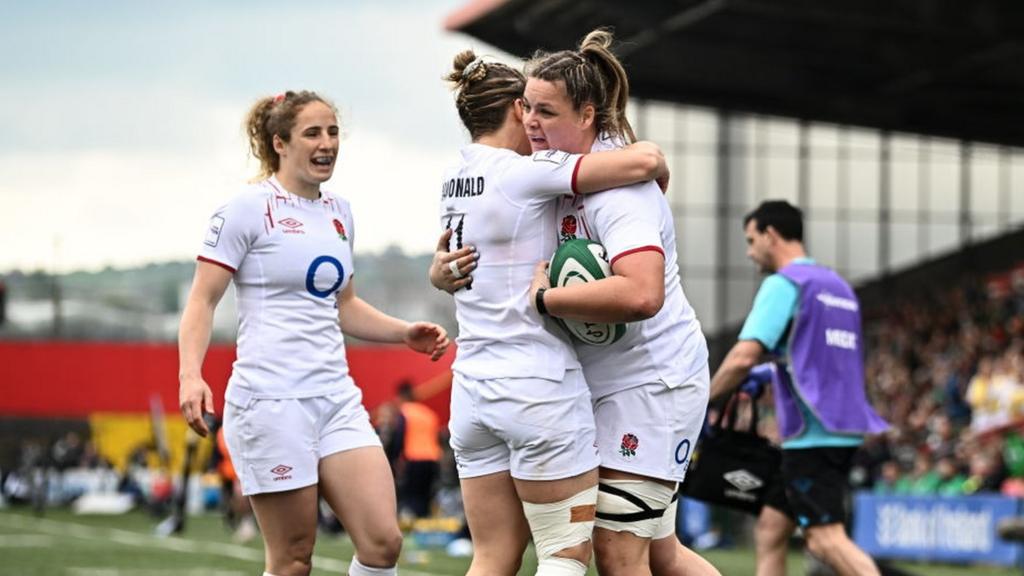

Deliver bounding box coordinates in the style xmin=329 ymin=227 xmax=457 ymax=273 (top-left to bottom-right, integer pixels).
xmin=67 ymin=565 xmax=246 ymax=569
xmin=0 ymin=534 xmax=55 ymax=547
xmin=0 ymin=513 xmax=443 ymax=576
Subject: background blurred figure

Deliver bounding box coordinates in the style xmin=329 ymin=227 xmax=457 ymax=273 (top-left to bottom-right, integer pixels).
xmin=209 ymin=419 xmax=256 ymax=542
xmin=394 ymin=381 xmax=442 ymax=519
xmin=873 ymin=461 xmax=902 ymax=495
xmin=373 ymin=401 xmax=403 ymax=476
xmin=710 ymin=200 xmax=887 ymax=576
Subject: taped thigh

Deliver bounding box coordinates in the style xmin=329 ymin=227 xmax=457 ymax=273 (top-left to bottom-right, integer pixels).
xmin=652 ymin=497 xmax=679 ymax=540
xmin=522 ymin=485 xmax=598 ymax=576
xmin=595 ymin=479 xmax=676 ymax=539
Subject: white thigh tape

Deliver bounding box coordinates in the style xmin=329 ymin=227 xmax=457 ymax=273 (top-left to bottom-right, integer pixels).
xmin=595 ymin=479 xmax=676 ymax=538
xmin=522 ymin=485 xmax=598 ymax=567
xmin=652 ymin=498 xmax=679 ymax=540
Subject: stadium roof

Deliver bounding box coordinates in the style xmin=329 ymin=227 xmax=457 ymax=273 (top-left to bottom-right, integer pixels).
xmin=445 ymin=0 xmax=1024 ymax=147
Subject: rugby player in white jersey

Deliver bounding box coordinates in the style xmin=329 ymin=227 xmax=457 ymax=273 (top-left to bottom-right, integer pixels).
xmin=433 ymin=32 xmax=720 ymax=576
xmin=178 ymin=91 xmax=449 ymax=576
xmin=436 ymin=51 xmax=675 ymax=576
xmin=522 ymin=31 xmax=719 ymax=576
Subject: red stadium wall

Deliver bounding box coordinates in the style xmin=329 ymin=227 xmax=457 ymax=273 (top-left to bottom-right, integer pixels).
xmin=0 ymin=341 xmax=453 ymax=423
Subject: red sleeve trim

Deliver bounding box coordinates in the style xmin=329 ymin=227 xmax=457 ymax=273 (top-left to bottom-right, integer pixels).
xmin=570 ymin=155 xmax=584 ymax=195
xmin=197 ymin=256 xmax=237 ymax=274
xmin=610 ymin=245 xmax=665 ymax=268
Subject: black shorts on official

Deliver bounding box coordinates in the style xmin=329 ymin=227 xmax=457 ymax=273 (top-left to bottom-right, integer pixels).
xmin=763 ymin=446 xmax=857 ymax=528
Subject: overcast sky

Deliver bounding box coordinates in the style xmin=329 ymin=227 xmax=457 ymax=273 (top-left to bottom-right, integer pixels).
xmin=0 ymin=0 xmax=515 ymax=273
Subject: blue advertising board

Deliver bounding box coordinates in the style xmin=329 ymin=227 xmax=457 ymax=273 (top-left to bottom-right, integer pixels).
xmin=853 ymin=492 xmax=1023 ymax=566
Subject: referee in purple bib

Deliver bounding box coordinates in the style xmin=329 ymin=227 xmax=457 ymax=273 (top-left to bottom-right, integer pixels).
xmin=710 ymin=200 xmax=888 ymax=576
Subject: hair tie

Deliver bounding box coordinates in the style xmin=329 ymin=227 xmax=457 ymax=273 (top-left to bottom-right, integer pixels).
xmin=273 ymin=93 xmax=286 ymax=103
xmin=462 ymin=58 xmax=485 ymax=80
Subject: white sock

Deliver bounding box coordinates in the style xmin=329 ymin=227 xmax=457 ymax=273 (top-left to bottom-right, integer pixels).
xmin=348 ymin=557 xmax=397 ymax=576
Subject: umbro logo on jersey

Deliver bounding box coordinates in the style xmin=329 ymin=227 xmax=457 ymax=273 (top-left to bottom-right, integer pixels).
xmin=271 ymin=464 xmax=293 ymax=481
xmin=278 ymin=218 xmax=305 ymax=234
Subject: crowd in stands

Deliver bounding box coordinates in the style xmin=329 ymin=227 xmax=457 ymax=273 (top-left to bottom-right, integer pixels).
xmin=2 ymin=431 xmax=123 ymax=510
xmin=851 ymin=263 xmax=1024 ymax=497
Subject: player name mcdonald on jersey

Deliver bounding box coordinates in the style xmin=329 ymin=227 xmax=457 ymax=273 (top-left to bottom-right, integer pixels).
xmin=441 ymin=176 xmax=485 ymax=199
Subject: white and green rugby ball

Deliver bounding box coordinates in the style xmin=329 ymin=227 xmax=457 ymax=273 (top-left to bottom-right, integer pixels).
xmin=548 ymin=239 xmax=626 ymax=346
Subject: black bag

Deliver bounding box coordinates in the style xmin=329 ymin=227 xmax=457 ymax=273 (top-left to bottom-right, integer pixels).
xmin=681 ymin=393 xmax=781 ymax=515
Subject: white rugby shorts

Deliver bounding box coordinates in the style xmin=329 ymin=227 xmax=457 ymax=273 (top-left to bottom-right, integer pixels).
xmin=222 ymin=385 xmax=381 ymax=496
xmin=592 ymin=368 xmax=709 ymax=482
xmin=449 ymin=369 xmax=600 ymax=481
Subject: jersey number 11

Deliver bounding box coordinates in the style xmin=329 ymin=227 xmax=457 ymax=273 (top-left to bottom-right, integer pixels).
xmin=445 ymin=214 xmax=472 ymax=291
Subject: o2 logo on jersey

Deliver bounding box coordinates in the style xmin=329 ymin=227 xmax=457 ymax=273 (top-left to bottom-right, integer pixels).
xmin=306 ymin=255 xmax=345 ymax=298
xmin=674 ymin=438 xmax=691 ymax=468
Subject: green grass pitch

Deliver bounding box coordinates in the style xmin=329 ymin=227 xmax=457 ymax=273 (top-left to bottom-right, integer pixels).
xmin=0 ymin=508 xmax=1018 ymax=576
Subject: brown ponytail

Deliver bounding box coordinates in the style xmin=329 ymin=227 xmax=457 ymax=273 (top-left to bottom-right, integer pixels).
xmin=525 ymin=28 xmax=636 ymax=143
xmin=446 ymin=50 xmax=525 ymax=140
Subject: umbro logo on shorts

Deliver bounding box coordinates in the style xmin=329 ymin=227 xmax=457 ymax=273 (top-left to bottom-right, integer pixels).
xmin=723 ymin=469 xmax=763 ymax=492
xmin=270 ymin=464 xmax=293 ymax=481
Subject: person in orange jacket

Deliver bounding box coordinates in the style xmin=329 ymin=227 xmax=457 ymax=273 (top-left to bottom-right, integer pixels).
xmin=394 ymin=381 xmax=442 ymax=519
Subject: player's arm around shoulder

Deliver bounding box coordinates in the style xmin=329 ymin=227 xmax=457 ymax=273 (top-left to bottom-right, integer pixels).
xmin=575 ymin=141 xmax=669 ymax=194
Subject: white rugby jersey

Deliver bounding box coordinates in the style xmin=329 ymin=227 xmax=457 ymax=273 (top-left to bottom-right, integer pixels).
xmin=198 ymin=176 xmax=356 ymax=405
xmin=441 ymin=143 xmax=584 ymax=381
xmin=555 ymin=136 xmax=709 ymax=398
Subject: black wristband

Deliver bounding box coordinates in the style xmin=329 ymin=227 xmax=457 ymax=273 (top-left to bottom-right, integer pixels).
xmin=535 ymin=287 xmax=549 ymax=316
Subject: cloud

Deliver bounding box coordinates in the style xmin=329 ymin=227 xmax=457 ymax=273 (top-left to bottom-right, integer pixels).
xmin=0 ymin=0 xmax=532 ymax=272
xmin=0 ymin=1 xmax=478 ymax=153
xmin=0 ymin=118 xmax=462 ymax=273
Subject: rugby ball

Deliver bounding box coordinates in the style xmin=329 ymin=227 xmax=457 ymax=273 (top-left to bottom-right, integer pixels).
xmin=548 ymin=239 xmax=626 ymax=346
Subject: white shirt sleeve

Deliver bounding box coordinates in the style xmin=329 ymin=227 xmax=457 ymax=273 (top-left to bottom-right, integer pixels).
xmin=586 ymin=182 xmax=666 ymax=267
xmin=197 ymin=193 xmax=262 ymax=272
xmin=497 ymin=150 xmax=584 ymax=204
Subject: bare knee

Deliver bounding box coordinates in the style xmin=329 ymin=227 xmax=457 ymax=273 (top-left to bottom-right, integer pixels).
xmin=593 ymin=538 xmax=619 ymax=576
xmin=356 ymin=528 xmax=403 ymax=567
xmin=271 ymin=537 xmax=315 ymax=576
xmin=647 ymin=545 xmax=676 ymax=576
xmin=804 ymin=525 xmax=842 ymax=560
xmin=594 ymin=536 xmax=645 ymax=576
xmin=469 ymin=546 xmax=524 ymax=576
xmin=755 ymin=515 xmax=789 ymax=550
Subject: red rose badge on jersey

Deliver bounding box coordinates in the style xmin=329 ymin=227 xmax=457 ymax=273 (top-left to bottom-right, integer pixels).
xmin=560 ymin=215 xmax=578 ymax=242
xmin=620 ymin=433 xmax=639 ymax=458
xmin=332 ymin=219 xmax=348 ymax=241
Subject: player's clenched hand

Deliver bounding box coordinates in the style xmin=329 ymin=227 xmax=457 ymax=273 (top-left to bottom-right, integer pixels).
xmin=529 ymin=260 xmax=551 ymax=310
xmin=179 ymin=376 xmax=215 ymax=437
xmin=404 ymin=322 xmax=450 ymax=361
xmin=429 ymin=229 xmax=477 ymax=293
